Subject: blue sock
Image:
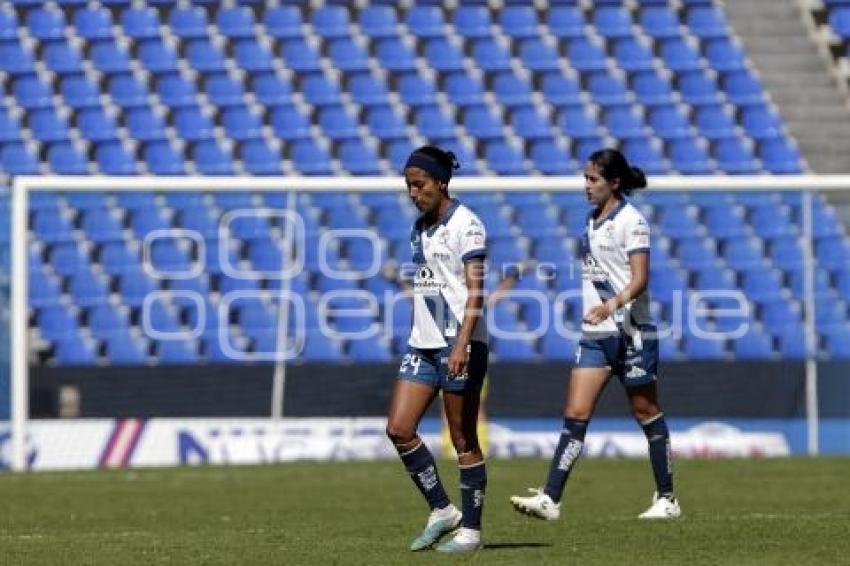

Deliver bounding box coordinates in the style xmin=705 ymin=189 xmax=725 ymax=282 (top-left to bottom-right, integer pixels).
xmin=399 ymin=441 xmax=450 ymax=510
xmin=459 ymin=461 xmax=486 ymax=530
xmin=543 ymin=418 xmax=588 ymax=503
xmin=641 ymin=413 xmax=674 ymax=498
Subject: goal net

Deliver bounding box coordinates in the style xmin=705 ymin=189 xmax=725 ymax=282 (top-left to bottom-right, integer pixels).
xmin=3 ymin=174 xmax=847 ymax=471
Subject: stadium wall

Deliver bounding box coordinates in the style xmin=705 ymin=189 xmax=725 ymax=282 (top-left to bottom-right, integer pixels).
xmin=30 ymin=361 xmax=849 ymax=419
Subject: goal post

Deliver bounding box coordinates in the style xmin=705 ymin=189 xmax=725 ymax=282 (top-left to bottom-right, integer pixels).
xmin=8 ymin=174 xmax=850 ymax=471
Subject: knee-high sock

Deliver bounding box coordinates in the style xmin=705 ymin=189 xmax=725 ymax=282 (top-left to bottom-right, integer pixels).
xmin=543 ymin=418 xmax=588 ymax=503
xmin=459 ymin=461 xmax=486 ymax=530
xmin=399 ymin=440 xmax=450 ymax=510
xmin=641 ymin=413 xmax=673 ymax=497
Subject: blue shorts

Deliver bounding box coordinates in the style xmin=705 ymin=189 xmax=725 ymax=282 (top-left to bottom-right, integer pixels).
xmin=398 ymin=341 xmax=488 ymax=393
xmin=575 ymin=324 xmax=659 ymax=388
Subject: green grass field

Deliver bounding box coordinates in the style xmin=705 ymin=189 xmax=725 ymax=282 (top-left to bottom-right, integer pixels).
xmin=0 ymin=458 xmax=847 ymax=565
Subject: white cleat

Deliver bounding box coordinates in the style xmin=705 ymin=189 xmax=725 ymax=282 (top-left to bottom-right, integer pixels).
xmin=510 ymin=488 xmax=561 ymax=520
xmin=409 ymin=504 xmax=463 ymax=551
xmin=638 ymin=492 xmax=682 ymax=519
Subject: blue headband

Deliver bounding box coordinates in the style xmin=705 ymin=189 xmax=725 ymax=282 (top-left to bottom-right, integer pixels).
xmin=404 ymin=152 xmax=451 ymax=183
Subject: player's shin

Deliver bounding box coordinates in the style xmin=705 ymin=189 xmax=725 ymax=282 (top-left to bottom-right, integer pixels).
xmin=458 ymin=457 xmax=486 ymax=531
xmin=398 ymin=438 xmax=451 ymax=510
xmin=543 ymin=418 xmax=588 ymax=503
xmin=641 ymin=413 xmax=674 ymax=498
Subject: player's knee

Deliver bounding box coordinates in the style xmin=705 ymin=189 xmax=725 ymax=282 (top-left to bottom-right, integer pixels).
xmin=631 ymin=402 xmax=661 ymax=423
xmin=385 ymin=422 xmax=416 ymax=446
xmin=564 ymin=404 xmax=593 ymax=421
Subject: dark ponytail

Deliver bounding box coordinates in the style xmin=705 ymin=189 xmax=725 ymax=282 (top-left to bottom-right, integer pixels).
xmin=588 ymin=149 xmax=647 ymax=196
xmin=404 ymin=145 xmax=461 ymax=185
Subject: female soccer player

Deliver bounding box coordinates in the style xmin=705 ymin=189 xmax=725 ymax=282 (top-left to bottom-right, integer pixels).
xmin=385 ymin=146 xmax=489 ymax=553
xmin=510 ymin=149 xmax=682 ymax=520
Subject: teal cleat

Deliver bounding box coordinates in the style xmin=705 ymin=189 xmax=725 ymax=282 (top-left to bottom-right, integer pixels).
xmin=435 ymin=528 xmax=482 ymax=553
xmin=409 ymin=505 xmax=462 ymax=551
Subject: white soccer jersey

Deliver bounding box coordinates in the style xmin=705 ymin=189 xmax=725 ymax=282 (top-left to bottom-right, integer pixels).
xmin=580 ymin=199 xmax=652 ymax=334
xmin=408 ymin=200 xmax=488 ymax=349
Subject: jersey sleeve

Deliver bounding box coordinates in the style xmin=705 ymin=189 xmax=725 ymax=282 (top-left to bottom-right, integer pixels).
xmin=624 ymin=212 xmax=651 ymax=256
xmin=458 ymin=213 xmax=487 ymax=263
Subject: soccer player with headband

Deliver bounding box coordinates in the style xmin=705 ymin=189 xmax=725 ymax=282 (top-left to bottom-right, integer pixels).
xmin=511 ymin=148 xmax=682 ymax=521
xmin=385 ymin=145 xmax=489 ymax=553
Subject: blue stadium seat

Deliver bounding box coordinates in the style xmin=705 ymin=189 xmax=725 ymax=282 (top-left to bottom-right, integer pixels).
xmin=415 ymin=106 xmax=456 ymax=139
xmin=500 ymin=6 xmax=540 ymax=38
xmin=301 ymin=331 xmax=345 ymax=362
xmin=90 ymin=39 xmax=132 ymax=74
xmin=29 ymin=108 xmax=71 ymax=143
xmin=375 ymin=37 xmax=418 ymax=72
xmin=311 ymin=5 xmax=351 ymax=38
xmin=397 ymin=73 xmax=438 ymax=106
xmin=713 ymin=138 xmax=760 ymax=174
xmin=640 ymin=6 xmax=681 ymax=38
xmin=121 ymin=7 xmax=159 ymax=39
xmin=54 ymin=335 xmax=98 ymax=365
xmin=741 ymin=268 xmax=785 ymax=302
xmin=338 ymin=140 xmax=382 ymax=175
xmin=463 ymin=105 xmax=504 ymax=140
xmin=613 ymin=37 xmax=656 ymax=72
xmin=43 ymin=41 xmax=84 ymax=74
xmin=703 ymin=205 xmax=748 ymax=238
xmin=687 ymin=6 xmax=730 ymax=38
xmin=290 ymin=140 xmax=334 ymax=175
xmin=241 ymin=140 xmax=282 ymax=175
xmin=185 ymin=39 xmax=226 ymax=73
xmin=724 ymin=71 xmax=767 ymax=106
xmin=587 ymin=73 xmax=631 ymax=106
xmin=192 ymin=141 xmax=235 ymax=175
xmin=207 ymin=75 xmax=247 ymax=107
xmin=558 ymin=106 xmax=601 ymax=138
xmin=704 ymin=37 xmax=747 ymax=72
xmin=38 ymin=305 xmax=81 ymax=340
xmin=107 ymin=75 xmax=147 ymax=108
xmin=30 ymin=269 xmax=62 ymax=308
xmin=358 ymin=5 xmax=398 ymax=37
xmin=125 ymin=107 xmax=166 ymax=142
xmin=318 ymin=106 xmax=360 ymax=140
xmin=57 ymin=76 xmax=97 ymax=110
xmin=695 ymin=104 xmax=738 ymax=140
xmin=78 ymin=107 xmax=120 ymax=143
xmin=622 ymin=140 xmax=668 ymax=174
xmin=270 ymin=105 xmax=311 ymax=141
xmin=723 ymin=237 xmax=766 ymax=270
xmin=733 ymin=330 xmax=775 ymax=359
xmin=102 ymin=145 xmax=144 ymax=180
xmin=632 ymin=72 xmax=676 ymax=107
xmin=517 ymin=38 xmax=562 ymax=72
xmin=546 ymin=6 xmax=586 ymax=39
xmin=660 ymin=36 xmax=704 ymax=72
xmin=27 ymin=7 xmax=66 ymax=40
xmin=485 ymin=142 xmax=530 ymax=175
xmin=540 ymin=73 xmax=584 ymax=107
xmin=678 ymin=70 xmax=721 ymax=106
xmin=604 ymin=107 xmax=648 ymax=139
xmin=365 ymin=105 xmax=407 ymax=140
xmin=349 ymin=74 xmax=391 ymax=106
xmin=741 ymin=105 xmax=783 ymax=140
xmin=74 ymin=7 xmax=114 ymax=40
xmin=221 ymin=106 xmax=263 ymax=141
xmin=105 ymin=332 xmax=149 ymax=364
xmin=668 ymin=138 xmax=713 ymax=174
xmin=302 ymin=75 xmax=343 ymax=106
xmin=328 ymin=38 xmax=371 ymax=72
xmin=253 ymin=73 xmax=293 ymax=106
xmin=68 ymin=269 xmax=111 ymax=307
xmin=168 ymin=6 xmax=207 ymax=38
xmin=759 ymin=139 xmax=803 ymax=174
xmin=594 ymin=6 xmax=634 ymax=38
xmin=453 ymin=5 xmax=492 ymax=38
xmin=530 ymin=140 xmax=575 ymax=174
xmin=217 ymin=6 xmax=255 ymax=38
xmin=138 ymin=39 xmax=180 ymax=74
xmin=424 ymin=40 xmax=466 ymax=73
xmin=0 ymin=43 xmax=35 ymax=75
xmin=144 ymin=140 xmax=186 ymax=174
xmin=47 ymin=143 xmax=88 ymax=174
xmin=1 ymin=143 xmax=40 ymax=174
xmin=263 ymin=6 xmax=302 ymax=39
xmin=445 ymin=72 xmax=486 ymax=106
xmin=14 ymin=76 xmax=53 ymax=109
xmin=173 ymin=106 xmax=215 ymax=141
xmin=566 ymin=37 xmax=609 ymax=72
